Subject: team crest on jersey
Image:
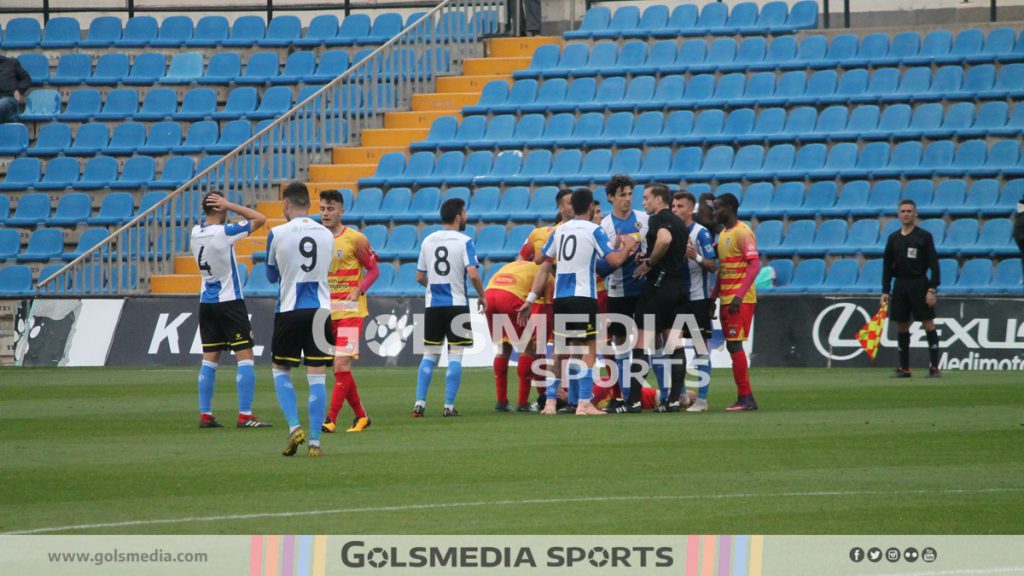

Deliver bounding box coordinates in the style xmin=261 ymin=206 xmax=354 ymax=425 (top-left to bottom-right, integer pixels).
xmin=336 ymin=249 xmax=344 ymax=259
xmin=634 ymin=222 xmax=642 ymax=230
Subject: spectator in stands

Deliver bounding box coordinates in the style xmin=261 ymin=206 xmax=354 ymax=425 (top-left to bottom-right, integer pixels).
xmin=0 ymin=55 xmax=32 ymax=124
xmin=524 ymin=0 xmax=541 ymax=36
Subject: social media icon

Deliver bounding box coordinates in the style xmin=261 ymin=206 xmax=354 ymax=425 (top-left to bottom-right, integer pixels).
xmin=904 ymin=547 xmax=919 ymax=563
xmin=922 ymin=548 xmax=937 ymax=563
xmin=868 ymin=548 xmax=882 ymax=563
xmin=886 ymin=548 xmax=901 ymax=562
xmin=850 ymin=548 xmax=865 ymax=563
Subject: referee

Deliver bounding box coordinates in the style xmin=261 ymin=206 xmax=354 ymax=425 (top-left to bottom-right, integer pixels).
xmin=629 ymin=184 xmax=691 ymax=412
xmin=881 ymin=199 xmax=941 ymax=378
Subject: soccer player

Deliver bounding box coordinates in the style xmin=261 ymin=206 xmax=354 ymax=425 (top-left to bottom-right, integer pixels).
xmin=266 ymin=182 xmax=336 ymax=456
xmin=518 ymin=188 xmax=637 ymax=415
xmin=630 ymin=184 xmax=691 ymax=412
xmin=592 ymin=200 xmax=608 ymax=315
xmin=881 ymin=199 xmax=942 ymax=378
xmin=711 ymin=193 xmax=759 ymax=411
xmin=190 ymin=191 xmax=269 ymax=429
xmin=484 ymin=259 xmax=543 ymax=412
xmin=318 ymin=189 xmax=380 ymax=433
xmin=414 ymin=198 xmax=486 ymax=417
xmin=672 ymin=191 xmax=717 ymax=412
xmin=599 ymin=175 xmax=648 ymax=403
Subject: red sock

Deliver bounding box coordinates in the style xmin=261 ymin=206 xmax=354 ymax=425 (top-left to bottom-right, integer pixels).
xmin=494 ymin=356 xmax=510 ymax=404
xmin=730 ymin=350 xmax=752 ymax=396
xmin=592 ymin=384 xmax=612 ymax=405
xmin=516 ymin=355 xmax=534 ymax=406
xmin=329 ymin=378 xmax=347 ymax=422
xmin=341 ymin=372 xmax=366 ymax=419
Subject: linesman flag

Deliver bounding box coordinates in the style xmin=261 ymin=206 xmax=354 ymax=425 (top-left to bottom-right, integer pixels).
xmin=857 ymin=302 xmax=888 ymax=360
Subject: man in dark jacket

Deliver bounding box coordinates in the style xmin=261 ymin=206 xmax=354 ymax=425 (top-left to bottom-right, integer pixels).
xmin=0 ymin=55 xmax=32 ymax=123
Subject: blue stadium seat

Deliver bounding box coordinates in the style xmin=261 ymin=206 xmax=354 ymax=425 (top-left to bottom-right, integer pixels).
xmin=245 ymin=263 xmax=278 ymax=297
xmin=35 ymin=156 xmax=79 ymax=191
xmin=185 ymin=15 xmax=228 ymax=47
xmin=6 ymin=194 xmax=50 ymax=230
xmin=448 ymin=115 xmax=487 ymax=150
xmin=330 ymin=14 xmax=371 ymax=46
xmin=295 ymin=14 xmax=338 ymax=47
xmin=238 ymin=52 xmax=280 ymax=85
xmin=753 ymin=220 xmax=784 ymax=254
xmin=904 ymin=29 xmax=952 ymax=65
xmin=19 ymin=89 xmax=59 ymax=123
xmin=137 ymin=121 xmax=181 ymax=154
xmin=363 ymin=187 xmax=408 ymax=223
xmin=83 ymin=53 xmax=128 ymax=86
xmin=835 ymin=219 xmax=879 ymax=255
xmin=938 ymin=219 xmax=979 ymax=256
xmin=887 ymin=31 xmax=921 ymax=65
xmin=564 ymin=7 xmax=610 ymax=40
xmin=376 ymin=225 xmax=417 ymax=260
xmin=473 ymin=224 xmax=506 ymax=260
xmin=108 ymin=156 xmax=153 ymax=190
xmin=594 ymin=6 xmax=639 ymax=39
xmin=759 ymin=258 xmax=793 ymax=292
xmin=688 ymin=2 xmax=727 ymax=35
xmin=151 ymin=156 xmax=194 ymax=189
xmin=852 ymin=259 xmax=883 ymax=292
xmin=342 ymin=188 xmax=383 ymax=223
xmin=961 ymin=101 xmax=1008 ymax=138
xmin=366 ymin=13 xmax=403 ymax=44
xmin=4 ymin=17 xmax=41 ymax=48
xmin=56 ymin=89 xmax=100 ymax=121
xmin=50 ymin=54 xmax=91 ymax=86
xmin=172 ymin=120 xmax=217 ymax=154
xmin=970 ymin=218 xmax=1016 ymax=256
xmin=781 ymin=0 xmax=819 ymax=32
xmin=72 ymin=155 xmax=117 ymax=191
xmin=0 ymin=265 xmax=34 ymax=296
xmin=775 ymin=258 xmax=825 ymax=292
xmin=247 ymin=86 xmax=292 ymax=119
xmin=982 ymin=28 xmax=1019 ymax=62
xmin=768 ymin=219 xmax=816 ymax=257
xmin=991 ymin=258 xmax=1023 ymax=293
xmin=152 ymin=15 xmax=193 ymax=47
xmin=102 ymin=122 xmax=144 ymax=156
xmin=0 ymin=228 xmax=20 ymax=262
xmin=822 ymin=180 xmax=869 ymax=218
xmin=46 ymin=192 xmax=91 ymax=227
xmin=0 ymin=123 xmax=27 ymax=156
xmin=134 ymin=88 xmax=176 ymax=121
xmin=94 ymin=88 xmax=139 ymax=120
xmin=785 ymin=35 xmax=827 ymax=70
xmin=304 ymin=50 xmax=348 ymax=84
xmin=17 ymin=228 xmax=64 ymax=262
xmin=811 ymin=259 xmax=860 ymax=292
xmin=196 ymin=52 xmax=241 ymax=85
xmin=27 ymin=123 xmax=71 ymax=157
xmin=516 ymin=44 xmax=559 ymax=79
xmin=223 ymin=15 xmax=265 ymax=47
xmin=273 ymin=51 xmax=316 ymax=84
xmin=65 ymin=227 xmax=106 ymax=261
xmin=739 ymin=183 xmax=773 ymax=218
xmin=963 ymin=179 xmax=1002 ymax=216
xmin=116 ymin=16 xmax=158 ymax=47
xmin=789 ymin=181 xmax=836 ymax=218
xmin=17 ymin=54 xmax=48 ymax=86
xmin=949 ymin=259 xmax=992 ymax=294
xmin=466 ymin=187 xmax=501 ymax=220
xmin=81 ymin=16 xmax=122 ymax=47
xmin=67 ymin=123 xmax=109 ymax=156
xmin=755 ymin=35 xmax=797 ymax=71
xmin=161 ymin=52 xmax=202 ymax=85
xmin=260 ymin=15 xmax=300 ymax=47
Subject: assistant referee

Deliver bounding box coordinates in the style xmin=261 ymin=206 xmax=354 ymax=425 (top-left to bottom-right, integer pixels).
xmin=881 ymin=199 xmax=941 ymax=378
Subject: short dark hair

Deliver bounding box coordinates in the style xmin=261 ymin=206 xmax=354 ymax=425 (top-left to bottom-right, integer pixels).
xmin=717 ymin=192 xmax=740 ymax=214
xmin=605 ymin=174 xmax=634 ymax=199
xmin=646 ymin=184 xmax=672 ymax=207
xmin=899 ymin=199 xmax=917 ymax=209
xmin=319 ymin=189 xmax=344 ymax=207
xmin=556 ymin=187 xmax=573 ymax=207
xmin=673 ymin=191 xmax=696 ymax=205
xmin=440 ymin=197 xmax=466 ymax=224
xmin=570 ymin=188 xmax=594 ymax=215
xmin=282 ymin=181 xmax=310 ymax=208
xmin=202 ymin=191 xmax=224 ymax=215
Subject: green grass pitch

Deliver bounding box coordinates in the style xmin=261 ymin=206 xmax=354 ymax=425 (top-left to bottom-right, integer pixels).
xmin=0 ymin=366 xmax=1021 ymax=535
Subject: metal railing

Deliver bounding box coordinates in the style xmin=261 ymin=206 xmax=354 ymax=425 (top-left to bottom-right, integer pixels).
xmin=36 ymin=0 xmax=508 ymax=296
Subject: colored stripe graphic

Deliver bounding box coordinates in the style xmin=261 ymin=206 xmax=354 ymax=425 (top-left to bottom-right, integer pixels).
xmin=749 ymin=535 xmax=764 ymax=576
xmin=281 ymin=535 xmax=295 ymax=576
xmin=265 ymin=535 xmax=280 ymax=576
xmin=702 ymin=536 xmax=716 ymax=576
xmin=686 ymin=535 xmax=700 ymax=576
xmin=296 ymin=536 xmax=313 ymax=576
xmin=312 ymin=535 xmax=328 ymax=576
xmin=732 ymin=535 xmax=750 ymax=576
xmin=249 ymin=536 xmax=263 ymax=576
xmin=717 ymin=535 xmax=732 ymax=576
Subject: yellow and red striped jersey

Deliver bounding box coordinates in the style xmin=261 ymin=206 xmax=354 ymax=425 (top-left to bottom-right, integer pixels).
xmin=717 ymin=222 xmax=758 ymax=305
xmin=486 ymin=260 xmax=541 ymax=300
xmin=328 ymin=226 xmax=375 ymax=320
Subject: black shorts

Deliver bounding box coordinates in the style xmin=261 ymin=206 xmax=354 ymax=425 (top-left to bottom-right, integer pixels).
xmin=423 ymin=305 xmax=474 ymax=347
xmin=271 ymin=308 xmax=334 ymax=367
xmin=634 ymin=282 xmax=688 ymax=333
xmin=553 ymin=297 xmax=598 ymax=343
xmin=680 ymin=298 xmax=713 ymax=341
xmin=890 ymin=278 xmax=936 ymax=323
xmin=606 ymin=295 xmax=640 ymax=338
xmin=199 ymin=300 xmax=254 ymax=352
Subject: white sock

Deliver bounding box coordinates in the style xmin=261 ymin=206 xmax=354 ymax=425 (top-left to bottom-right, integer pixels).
xmin=444 ymin=404 xmax=454 ymax=410
xmin=289 ymin=424 xmax=300 ymax=433
xmin=415 ymin=400 xmax=426 ymax=408
xmin=309 ymin=440 xmax=320 ymax=447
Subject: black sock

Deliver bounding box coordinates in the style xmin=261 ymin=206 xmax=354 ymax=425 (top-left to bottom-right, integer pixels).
xmin=897 ymin=332 xmax=911 ymax=370
xmin=669 ymin=347 xmax=686 ymax=403
xmin=926 ymin=330 xmax=940 ymax=368
xmin=628 ymin=349 xmax=646 ymax=405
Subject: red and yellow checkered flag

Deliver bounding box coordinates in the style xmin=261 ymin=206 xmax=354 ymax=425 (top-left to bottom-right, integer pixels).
xmin=857 ymin=302 xmax=888 ymax=360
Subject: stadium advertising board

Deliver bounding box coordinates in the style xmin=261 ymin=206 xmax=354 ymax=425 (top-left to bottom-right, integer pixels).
xmin=754 ymin=296 xmax=1024 ymax=369
xmin=13 ymin=299 xmax=124 ymax=367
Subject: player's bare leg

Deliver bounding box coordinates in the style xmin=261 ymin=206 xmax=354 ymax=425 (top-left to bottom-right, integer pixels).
xmin=574 ymin=342 xmax=606 ymax=416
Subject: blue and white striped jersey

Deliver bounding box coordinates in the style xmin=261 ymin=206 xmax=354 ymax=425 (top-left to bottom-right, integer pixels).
xmin=543 ymin=219 xmax=611 ymax=300
xmin=683 ymin=222 xmax=717 ymax=301
xmin=191 ymin=221 xmax=250 ymax=304
xmin=600 ymin=210 xmax=648 ymax=297
xmin=266 ymin=217 xmax=334 ymax=313
xmin=417 ymin=229 xmax=479 ymax=307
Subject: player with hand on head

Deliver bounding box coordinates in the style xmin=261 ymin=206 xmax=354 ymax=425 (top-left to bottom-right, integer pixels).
xmin=266 ymin=182 xmax=336 ymax=457
xmin=518 ymin=188 xmax=638 ymax=416
xmin=318 ymin=189 xmax=380 ymax=433
xmin=414 ymin=198 xmax=486 ymax=418
xmin=711 ymin=193 xmax=759 ymax=411
xmin=191 ymin=191 xmax=268 ymax=429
